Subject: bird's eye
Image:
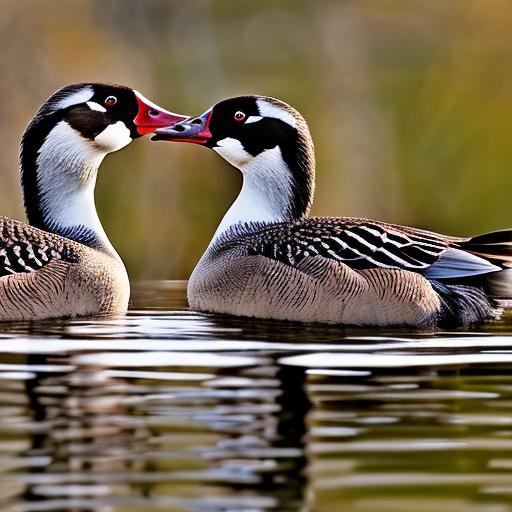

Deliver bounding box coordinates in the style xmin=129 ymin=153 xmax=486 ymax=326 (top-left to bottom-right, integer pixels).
xmin=234 ymin=111 xmax=246 ymax=122
xmin=104 ymin=96 xmax=117 ymax=107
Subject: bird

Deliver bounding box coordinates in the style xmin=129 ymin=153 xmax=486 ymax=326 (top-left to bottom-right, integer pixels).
xmin=0 ymin=83 xmax=187 ymax=321
xmin=153 ymin=95 xmax=512 ymax=327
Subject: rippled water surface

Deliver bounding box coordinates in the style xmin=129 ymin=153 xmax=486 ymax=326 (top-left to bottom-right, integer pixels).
xmin=2 ymin=281 xmax=512 ymax=511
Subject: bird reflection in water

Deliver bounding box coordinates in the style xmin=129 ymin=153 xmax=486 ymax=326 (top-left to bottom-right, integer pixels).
xmin=13 ymin=348 xmax=312 ymax=511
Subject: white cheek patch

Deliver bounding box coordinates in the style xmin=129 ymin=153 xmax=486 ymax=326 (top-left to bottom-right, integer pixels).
xmin=245 ymin=115 xmax=263 ymax=124
xmin=256 ymin=99 xmax=297 ymax=128
xmin=55 ymin=87 xmax=94 ymax=110
xmin=86 ymin=101 xmax=107 ymax=113
xmin=94 ymin=121 xmax=132 ymax=152
xmin=213 ymin=137 xmax=252 ymax=168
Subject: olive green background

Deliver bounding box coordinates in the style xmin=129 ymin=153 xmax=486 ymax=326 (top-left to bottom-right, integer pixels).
xmin=1 ymin=0 xmax=511 ymax=278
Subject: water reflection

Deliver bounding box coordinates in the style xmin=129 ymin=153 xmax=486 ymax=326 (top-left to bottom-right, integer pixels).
xmin=0 ymin=281 xmax=512 ymax=511
xmin=3 ymin=348 xmax=312 ymax=510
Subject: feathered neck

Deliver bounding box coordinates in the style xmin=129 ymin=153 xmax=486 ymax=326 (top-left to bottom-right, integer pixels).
xmin=211 ymin=116 xmax=315 ymax=244
xmin=20 ymin=114 xmax=114 ymax=253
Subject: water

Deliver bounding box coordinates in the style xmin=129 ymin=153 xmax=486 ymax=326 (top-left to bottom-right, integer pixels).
xmin=1 ymin=281 xmax=512 ymax=511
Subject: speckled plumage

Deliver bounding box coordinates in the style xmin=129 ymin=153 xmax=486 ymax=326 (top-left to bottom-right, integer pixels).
xmin=189 ymin=219 xmax=506 ymax=327
xmin=236 ymin=217 xmax=453 ymax=270
xmin=0 ymin=216 xmax=129 ymax=321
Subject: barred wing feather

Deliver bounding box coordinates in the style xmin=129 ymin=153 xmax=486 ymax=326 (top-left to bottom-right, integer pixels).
xmin=0 ymin=216 xmax=75 ymax=278
xmin=242 ymin=217 xmax=502 ymax=279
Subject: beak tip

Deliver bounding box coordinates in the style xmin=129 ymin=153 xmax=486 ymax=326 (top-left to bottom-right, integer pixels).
xmin=151 ymin=109 xmax=213 ymax=144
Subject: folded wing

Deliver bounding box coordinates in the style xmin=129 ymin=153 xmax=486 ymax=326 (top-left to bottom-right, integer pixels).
xmin=241 ymin=217 xmax=507 ymax=280
xmin=0 ymin=216 xmax=76 ymax=278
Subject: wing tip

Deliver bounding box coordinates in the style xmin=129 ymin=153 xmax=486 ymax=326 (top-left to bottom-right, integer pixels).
xmin=424 ymin=248 xmax=502 ymax=280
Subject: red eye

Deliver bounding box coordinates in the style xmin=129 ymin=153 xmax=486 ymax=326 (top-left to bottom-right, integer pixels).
xmin=234 ymin=111 xmax=246 ymax=122
xmin=104 ymin=95 xmax=117 ymax=107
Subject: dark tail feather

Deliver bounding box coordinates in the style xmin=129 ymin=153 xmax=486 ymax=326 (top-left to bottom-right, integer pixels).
xmin=461 ymin=229 xmax=512 ymax=267
xmin=459 ymin=229 xmax=512 ymax=299
xmin=431 ymin=281 xmax=502 ymax=326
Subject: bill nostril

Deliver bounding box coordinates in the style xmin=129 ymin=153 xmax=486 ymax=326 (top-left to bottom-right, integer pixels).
xmin=149 ymin=109 xmax=160 ymax=117
xmin=191 ymin=118 xmax=202 ymax=125
xmin=174 ymin=124 xmax=187 ymax=132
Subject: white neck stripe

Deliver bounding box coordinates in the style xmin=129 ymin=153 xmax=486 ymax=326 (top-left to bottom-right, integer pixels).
xmin=256 ymin=99 xmax=297 ymax=128
xmin=55 ymin=87 xmax=94 ymax=110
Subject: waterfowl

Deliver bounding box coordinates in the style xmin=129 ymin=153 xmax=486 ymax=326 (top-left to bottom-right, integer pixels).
xmin=154 ymin=96 xmax=512 ymax=327
xmin=0 ymin=83 xmax=186 ymax=321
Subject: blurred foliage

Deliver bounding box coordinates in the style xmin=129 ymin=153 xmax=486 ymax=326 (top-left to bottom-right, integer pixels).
xmin=1 ymin=0 xmax=512 ymax=278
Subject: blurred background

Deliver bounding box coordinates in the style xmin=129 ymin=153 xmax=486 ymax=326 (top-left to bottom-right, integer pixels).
xmin=1 ymin=0 xmax=512 ymax=279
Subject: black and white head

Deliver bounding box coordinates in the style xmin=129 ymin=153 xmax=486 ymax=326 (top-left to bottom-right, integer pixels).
xmin=20 ymin=83 xmax=186 ymax=244
xmin=154 ymin=96 xmax=316 ymax=227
